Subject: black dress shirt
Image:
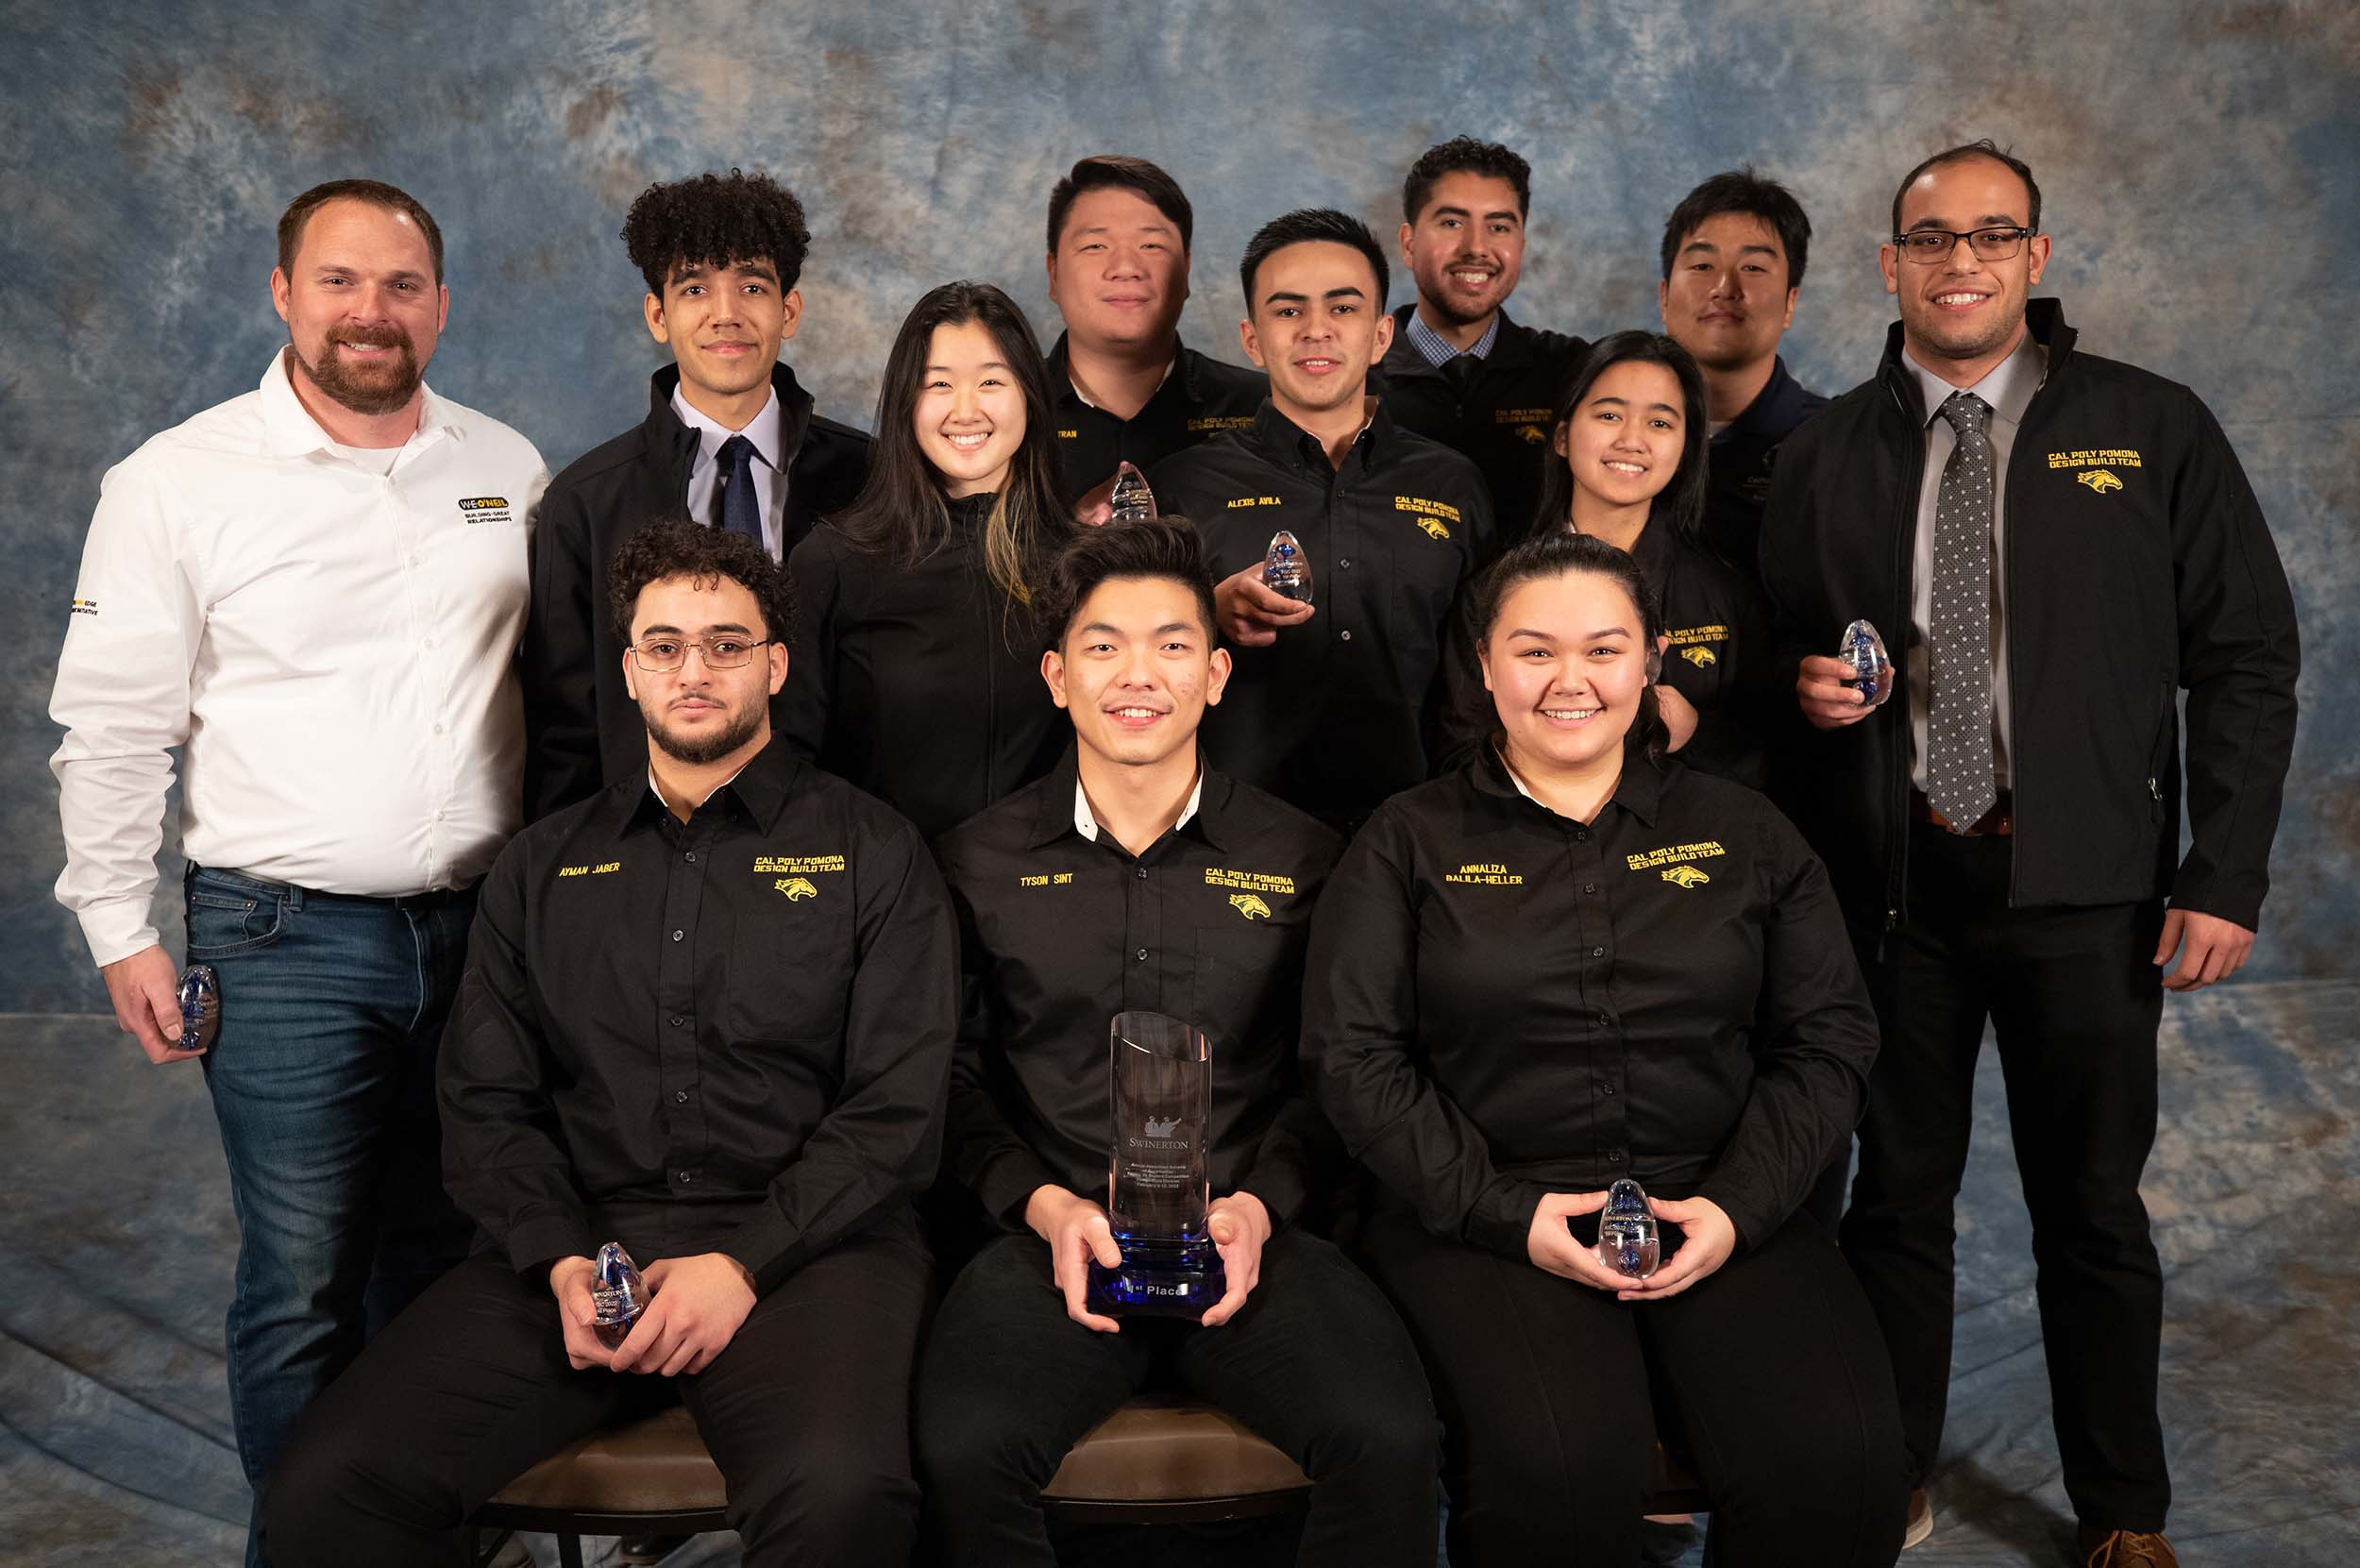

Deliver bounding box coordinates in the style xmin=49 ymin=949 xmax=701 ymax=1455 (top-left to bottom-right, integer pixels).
xmin=782 ymin=493 xmax=1074 ymax=841
xmin=1046 ymin=333 xmax=1268 ymax=503
xmin=1302 ymin=747 xmax=1877 ymax=1259
xmin=439 ymin=736 xmax=957 ymax=1294
xmin=1150 ymin=400 xmax=1497 ymax=825
xmin=934 ymin=749 xmax=1345 ymax=1233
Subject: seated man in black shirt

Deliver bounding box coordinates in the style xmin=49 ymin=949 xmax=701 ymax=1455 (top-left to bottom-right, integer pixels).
xmin=917 ymin=520 xmax=1438 ymax=1567
xmin=1041 ymin=155 xmax=1267 ymax=517
xmin=1153 ymin=209 xmax=1495 ymax=830
xmin=270 ymin=518 xmax=955 ymax=1568
xmin=1374 ymin=137 xmax=1590 ymax=542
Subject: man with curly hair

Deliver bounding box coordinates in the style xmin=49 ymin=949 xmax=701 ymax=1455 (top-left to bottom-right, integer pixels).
xmin=523 ymin=169 xmax=872 ymax=820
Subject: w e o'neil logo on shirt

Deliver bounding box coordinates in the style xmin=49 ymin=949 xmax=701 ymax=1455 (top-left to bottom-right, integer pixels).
xmin=457 ymin=496 xmax=515 ymax=524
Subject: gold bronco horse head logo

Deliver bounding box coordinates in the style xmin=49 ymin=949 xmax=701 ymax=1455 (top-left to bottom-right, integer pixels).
xmin=776 ymin=877 xmax=819 ymax=901
xmin=2078 ymin=469 xmax=2123 ymax=494
xmin=1680 ymin=645 xmax=1716 ymax=667
xmin=1661 ymin=866 xmax=1711 ymax=889
xmin=1414 ymin=516 xmax=1450 ymax=540
xmin=1229 ymin=893 xmax=1273 ymax=920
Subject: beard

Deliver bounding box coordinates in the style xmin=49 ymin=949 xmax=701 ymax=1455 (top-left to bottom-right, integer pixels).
xmin=290 ymin=325 xmax=424 ymax=415
xmin=645 ymin=698 xmax=765 ymax=767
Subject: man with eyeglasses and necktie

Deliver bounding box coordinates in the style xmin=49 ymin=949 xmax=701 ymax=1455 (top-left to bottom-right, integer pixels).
xmin=1760 ymin=140 xmax=2298 ymax=1567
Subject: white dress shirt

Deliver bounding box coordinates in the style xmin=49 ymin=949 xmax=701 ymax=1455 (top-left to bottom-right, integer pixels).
xmin=672 ymin=384 xmax=786 ymax=559
xmin=51 ymin=350 xmax=550 ymax=967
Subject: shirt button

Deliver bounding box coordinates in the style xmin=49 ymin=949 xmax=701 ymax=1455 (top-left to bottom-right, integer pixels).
xmin=1339 ymin=557 xmax=1353 ymax=569
xmin=670 ymin=1014 xmax=688 ymax=1028
xmin=684 ymin=851 xmax=697 ymax=864
xmin=676 ymin=1170 xmax=695 ymax=1184
xmin=1583 ymin=882 xmax=1597 ymax=894
xmin=1591 ymin=946 xmax=1605 ymax=958
xmin=1607 ymin=1151 xmax=1626 ymax=1165
xmin=672 ymin=929 xmax=685 ymax=942
xmin=1136 ymin=948 xmax=1149 ymax=962
xmin=432 ymin=722 xmax=446 ymax=735
xmin=1339 ymin=630 xmax=1354 ymax=642
xmin=422 ymin=636 xmax=436 ymax=650
xmin=1135 ymin=867 xmax=1148 ymax=879
xmin=1573 ymin=827 xmax=1590 ymax=842
xmin=1599 ymin=1082 xmax=1617 ymax=1096
xmin=674 ymin=1089 xmax=689 ymax=1104
xmin=1596 ymin=1013 xmax=1610 ymax=1027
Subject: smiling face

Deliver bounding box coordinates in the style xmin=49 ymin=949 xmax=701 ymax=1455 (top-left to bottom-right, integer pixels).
xmin=1480 ymin=567 xmax=1653 ymax=780
xmin=1553 ymin=359 xmax=1686 ymax=517
xmin=645 ymin=257 xmax=800 ymax=413
xmin=622 ymin=573 xmax=787 ymax=768
xmin=271 ymin=197 xmax=447 ymax=417
xmin=914 ymin=317 xmax=1027 ymax=497
xmin=1044 ymin=573 xmax=1229 ymax=773
xmin=1658 ymin=211 xmax=1795 ymax=375
xmin=1880 ymin=154 xmax=2050 ymax=375
xmin=1239 ymin=240 xmax=1394 ymax=421
xmin=1400 ymin=170 xmax=1526 ymax=328
xmin=1048 ymin=185 xmax=1189 ymax=356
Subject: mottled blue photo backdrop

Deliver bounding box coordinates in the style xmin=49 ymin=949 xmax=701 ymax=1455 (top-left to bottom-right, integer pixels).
xmin=5 ymin=1 xmax=2353 ymax=1009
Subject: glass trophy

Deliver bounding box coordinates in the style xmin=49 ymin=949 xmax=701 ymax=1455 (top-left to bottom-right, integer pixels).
xmin=177 ymin=963 xmax=220 ymax=1053
xmin=1595 ymin=1177 xmax=1660 ymax=1280
xmin=591 ymin=1241 xmax=649 ymax=1349
xmin=1262 ymin=529 xmax=1312 ymax=603
xmin=1107 ymin=461 xmax=1157 ymax=523
xmin=1838 ymin=618 xmax=1894 ymax=706
xmin=1087 ymin=1011 xmax=1226 ymax=1318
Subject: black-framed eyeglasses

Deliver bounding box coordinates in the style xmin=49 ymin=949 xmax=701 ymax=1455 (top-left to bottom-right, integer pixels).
xmin=1891 ymin=226 xmax=2035 ymax=264
xmin=628 ymin=637 xmax=774 ymax=673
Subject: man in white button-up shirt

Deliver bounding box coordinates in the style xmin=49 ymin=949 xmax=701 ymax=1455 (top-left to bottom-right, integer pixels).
xmin=48 ymin=178 xmax=548 ymax=1568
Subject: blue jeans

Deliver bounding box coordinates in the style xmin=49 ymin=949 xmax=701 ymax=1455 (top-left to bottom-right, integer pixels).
xmin=186 ymin=865 xmax=478 ymax=1568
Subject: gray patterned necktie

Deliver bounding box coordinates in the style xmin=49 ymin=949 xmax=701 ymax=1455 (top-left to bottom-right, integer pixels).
xmin=1927 ymin=391 xmax=1998 ymax=829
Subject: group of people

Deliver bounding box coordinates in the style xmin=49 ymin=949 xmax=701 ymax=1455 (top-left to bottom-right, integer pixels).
xmin=48 ymin=133 xmax=2299 ymax=1568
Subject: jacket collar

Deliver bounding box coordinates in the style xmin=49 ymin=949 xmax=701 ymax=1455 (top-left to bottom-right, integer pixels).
xmin=1878 ymin=297 xmax=2075 ymax=413
xmin=1382 ymin=305 xmax=1540 ymax=381
xmin=642 ymin=361 xmax=818 ymax=491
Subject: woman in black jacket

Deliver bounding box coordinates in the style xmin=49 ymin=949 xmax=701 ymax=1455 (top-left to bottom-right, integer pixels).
xmin=1306 ymin=531 xmax=1906 ymax=1567
xmin=783 ymin=281 xmax=1080 ymax=838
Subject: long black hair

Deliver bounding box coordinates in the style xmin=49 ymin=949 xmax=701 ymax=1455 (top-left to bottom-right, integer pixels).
xmin=1467 ymin=529 xmax=1671 ymax=759
xmin=1527 ymin=329 xmax=1711 ymax=552
xmin=832 ymin=280 xmax=1075 ymax=609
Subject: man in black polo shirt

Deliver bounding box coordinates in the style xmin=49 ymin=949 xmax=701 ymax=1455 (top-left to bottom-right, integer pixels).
xmin=1153 ymin=209 xmax=1495 ymax=829
xmin=1657 ymin=167 xmax=1829 ymax=573
xmin=917 ymin=519 xmax=1437 ymax=1567
xmin=523 ymin=169 xmax=871 ymax=818
xmin=1040 ymin=155 xmax=1267 ymax=516
xmin=1373 ymin=137 xmax=1589 ymax=542
xmin=271 ymin=518 xmax=954 ymax=1568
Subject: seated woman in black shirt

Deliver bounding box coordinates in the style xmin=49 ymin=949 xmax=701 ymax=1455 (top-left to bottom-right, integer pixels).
xmin=1305 ymin=530 xmax=1906 ymax=1567
xmin=783 ymin=280 xmax=1080 ymax=838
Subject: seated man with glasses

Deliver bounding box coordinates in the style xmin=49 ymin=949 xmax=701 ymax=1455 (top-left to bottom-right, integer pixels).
xmin=269 ymin=514 xmax=957 ymax=1568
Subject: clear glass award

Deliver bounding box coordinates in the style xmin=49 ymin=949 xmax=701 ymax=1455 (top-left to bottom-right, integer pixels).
xmin=177 ymin=963 xmax=220 ymax=1053
xmin=1086 ymin=1011 xmax=1226 ymax=1318
xmin=591 ymin=1241 xmax=649 ymax=1349
xmin=1838 ymin=618 xmax=1894 ymax=707
xmin=1596 ymin=1177 xmax=1660 ymax=1280
xmin=1107 ymin=461 xmax=1157 ymax=523
xmin=1262 ymin=529 xmax=1312 ymax=603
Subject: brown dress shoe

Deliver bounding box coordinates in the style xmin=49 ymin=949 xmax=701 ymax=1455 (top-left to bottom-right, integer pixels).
xmin=2078 ymin=1526 xmax=2179 ymax=1567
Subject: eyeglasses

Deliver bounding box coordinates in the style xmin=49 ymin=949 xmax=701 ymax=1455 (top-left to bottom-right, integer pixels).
xmin=628 ymin=637 xmax=774 ymax=673
xmin=1891 ymin=226 xmax=2035 ymax=264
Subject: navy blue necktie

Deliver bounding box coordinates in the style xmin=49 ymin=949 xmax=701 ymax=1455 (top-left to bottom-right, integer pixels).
xmin=714 ymin=434 xmax=765 ymax=551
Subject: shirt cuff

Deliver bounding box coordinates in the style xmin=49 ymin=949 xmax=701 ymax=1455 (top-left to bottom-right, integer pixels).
xmin=977 ymin=1149 xmax=1069 ymax=1231
xmin=505 ymin=1212 xmax=596 ymax=1281
xmin=1694 ymin=1174 xmax=1776 ymax=1256
xmin=77 ymin=900 xmax=161 ymax=970
xmin=1467 ymin=1178 xmax=1549 ymax=1261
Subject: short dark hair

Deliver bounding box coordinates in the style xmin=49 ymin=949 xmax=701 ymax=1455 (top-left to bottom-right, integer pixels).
xmin=1403 ymin=136 xmax=1532 ymax=224
xmin=1659 ymin=166 xmax=1812 ymax=289
xmin=1890 ymin=139 xmax=2042 ymax=237
xmin=622 ymin=169 xmax=812 ymax=299
xmin=1465 ymin=530 xmax=1671 ymax=758
xmin=1046 ymin=155 xmax=1194 ymax=255
xmin=278 ymin=179 xmax=445 ymax=283
xmin=1037 ymin=518 xmax=1220 ymax=652
xmin=607 ymin=512 xmax=797 ymax=647
xmin=1239 ymin=208 xmax=1390 ymax=312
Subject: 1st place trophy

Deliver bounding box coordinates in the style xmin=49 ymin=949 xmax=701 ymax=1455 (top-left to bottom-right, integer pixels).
xmin=1086 ymin=1011 xmax=1226 ymax=1318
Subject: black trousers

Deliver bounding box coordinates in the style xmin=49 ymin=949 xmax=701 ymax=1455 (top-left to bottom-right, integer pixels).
xmin=266 ymin=1233 xmax=931 ymax=1568
xmin=1362 ymin=1198 xmax=1906 ymax=1568
xmin=1841 ymin=821 xmax=2169 ymax=1531
xmin=916 ymin=1227 xmax=1440 ymax=1566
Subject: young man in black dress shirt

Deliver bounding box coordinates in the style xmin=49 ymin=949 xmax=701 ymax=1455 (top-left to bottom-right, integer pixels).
xmin=1656 ymin=168 xmax=1829 ymax=572
xmin=523 ymin=170 xmax=872 ymax=818
xmin=1152 ymin=209 xmax=1495 ymax=830
xmin=1041 ymin=155 xmax=1267 ymax=517
xmin=917 ymin=520 xmax=1438 ymax=1567
xmin=1373 ymin=138 xmax=1590 ymax=541
xmin=271 ymin=519 xmax=955 ymax=1568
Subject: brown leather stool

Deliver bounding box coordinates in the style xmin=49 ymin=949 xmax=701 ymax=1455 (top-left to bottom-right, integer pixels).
xmin=1040 ymin=1395 xmax=1312 ymax=1525
xmin=464 ymin=1405 xmax=729 ymax=1568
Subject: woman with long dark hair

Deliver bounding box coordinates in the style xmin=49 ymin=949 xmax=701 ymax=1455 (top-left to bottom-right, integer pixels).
xmin=1526 ymin=329 xmax=1776 ymax=786
xmin=782 ymin=281 xmax=1080 ymax=837
xmin=1306 ymin=530 xmax=1906 ymax=1567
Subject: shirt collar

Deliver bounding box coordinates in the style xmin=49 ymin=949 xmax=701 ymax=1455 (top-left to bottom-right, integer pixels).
xmin=1473 ymin=739 xmax=1666 ymax=828
xmin=1074 ymin=768 xmax=1203 ymax=842
xmin=258 ymin=347 xmax=459 ymax=460
xmin=1249 ymin=396 xmax=1390 ymax=476
xmin=1029 ymin=742 xmax=1227 ymax=851
xmin=1903 ymin=329 xmax=2047 ymax=430
xmin=1715 ymin=355 xmax=1806 ymax=445
xmin=1405 ymin=308 xmax=1500 ymax=368
xmin=670 ymin=382 xmax=783 ymax=471
xmin=622 ymin=734 xmax=799 ymax=835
